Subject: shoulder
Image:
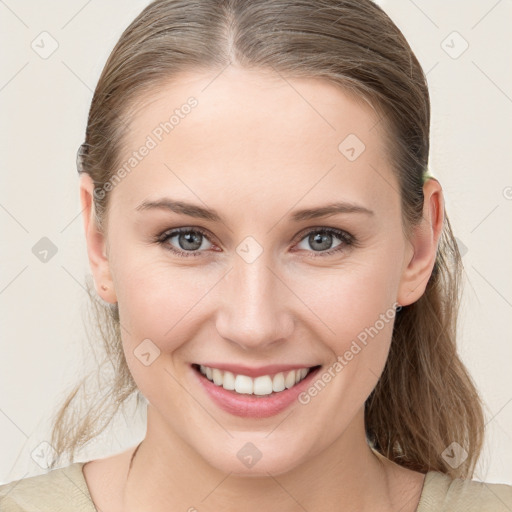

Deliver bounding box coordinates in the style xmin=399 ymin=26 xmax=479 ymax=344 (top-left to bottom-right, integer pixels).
xmin=0 ymin=463 xmax=97 ymax=512
xmin=417 ymin=470 xmax=512 ymax=511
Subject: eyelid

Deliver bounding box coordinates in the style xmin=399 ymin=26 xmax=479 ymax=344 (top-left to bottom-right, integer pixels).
xmin=290 ymin=226 xmax=355 ymax=258
xmin=156 ymin=225 xmax=356 ymax=258
xmin=293 ymin=225 xmax=353 ymax=243
xmin=156 ymin=226 xmax=218 ymax=256
xmin=157 ymin=226 xmax=214 ymax=243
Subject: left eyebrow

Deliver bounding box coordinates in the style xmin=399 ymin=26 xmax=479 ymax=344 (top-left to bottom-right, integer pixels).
xmin=135 ymin=198 xmax=374 ymax=223
xmin=290 ymin=202 xmax=374 ymax=221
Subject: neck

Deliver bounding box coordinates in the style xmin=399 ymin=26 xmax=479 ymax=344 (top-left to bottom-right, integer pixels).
xmin=122 ymin=406 xmax=398 ymax=512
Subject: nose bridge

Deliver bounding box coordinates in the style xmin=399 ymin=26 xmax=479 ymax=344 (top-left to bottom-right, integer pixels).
xmin=215 ymin=241 xmax=294 ymax=350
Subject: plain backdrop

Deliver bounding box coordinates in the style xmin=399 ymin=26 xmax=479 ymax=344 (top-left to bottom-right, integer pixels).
xmin=1 ymin=0 xmax=511 ymax=485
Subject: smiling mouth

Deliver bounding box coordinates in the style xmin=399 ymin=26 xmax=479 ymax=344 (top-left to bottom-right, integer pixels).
xmin=192 ymin=363 xmax=322 ymax=397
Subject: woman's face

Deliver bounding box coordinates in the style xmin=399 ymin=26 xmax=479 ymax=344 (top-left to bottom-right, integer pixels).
xmin=84 ymin=67 xmax=431 ymax=476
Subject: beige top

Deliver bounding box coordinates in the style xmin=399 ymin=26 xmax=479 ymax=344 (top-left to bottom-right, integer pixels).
xmin=1 ymin=461 xmax=512 ymax=511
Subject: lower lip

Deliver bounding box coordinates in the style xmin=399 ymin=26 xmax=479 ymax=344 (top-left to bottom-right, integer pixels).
xmin=192 ymin=365 xmax=321 ymax=418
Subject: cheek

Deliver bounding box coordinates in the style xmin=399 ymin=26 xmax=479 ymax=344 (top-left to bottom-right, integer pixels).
xmin=113 ymin=248 xmax=221 ymax=354
xmin=293 ymin=264 xmax=400 ymax=421
xmin=114 ymin=258 xmax=204 ymax=408
xmin=290 ymin=244 xmax=404 ymax=410
xmin=293 ymin=247 xmax=403 ymax=347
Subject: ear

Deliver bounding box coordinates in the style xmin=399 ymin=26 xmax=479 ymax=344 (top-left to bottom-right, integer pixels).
xmin=397 ymin=178 xmax=444 ymax=307
xmin=79 ymin=173 xmax=117 ymax=303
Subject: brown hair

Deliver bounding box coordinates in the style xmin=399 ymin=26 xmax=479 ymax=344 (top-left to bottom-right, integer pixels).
xmin=49 ymin=0 xmax=485 ymax=478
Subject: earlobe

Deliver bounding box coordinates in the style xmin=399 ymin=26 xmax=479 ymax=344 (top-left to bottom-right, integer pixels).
xmin=79 ymin=173 xmax=117 ymax=303
xmin=397 ymin=178 xmax=444 ymax=307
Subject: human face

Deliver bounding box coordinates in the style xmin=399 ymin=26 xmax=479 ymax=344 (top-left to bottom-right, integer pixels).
xmin=93 ymin=67 xmax=415 ymax=476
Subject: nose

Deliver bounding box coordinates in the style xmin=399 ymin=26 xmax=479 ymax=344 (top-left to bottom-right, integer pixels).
xmin=215 ymin=248 xmax=295 ymax=352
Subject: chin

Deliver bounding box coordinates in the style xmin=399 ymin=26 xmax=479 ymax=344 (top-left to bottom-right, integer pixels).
xmin=199 ymin=436 xmax=307 ymax=477
xmin=213 ymin=454 xmax=299 ymax=478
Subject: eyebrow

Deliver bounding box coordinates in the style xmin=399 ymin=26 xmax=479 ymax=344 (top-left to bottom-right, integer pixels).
xmin=135 ymin=198 xmax=374 ymax=222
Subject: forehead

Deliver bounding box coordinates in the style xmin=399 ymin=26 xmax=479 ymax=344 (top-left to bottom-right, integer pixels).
xmin=111 ymin=67 xmax=399 ymax=219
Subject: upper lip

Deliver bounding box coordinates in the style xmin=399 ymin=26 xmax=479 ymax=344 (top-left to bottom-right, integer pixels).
xmin=193 ymin=363 xmax=320 ymax=378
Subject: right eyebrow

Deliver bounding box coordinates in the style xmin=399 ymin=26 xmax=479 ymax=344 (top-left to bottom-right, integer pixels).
xmin=135 ymin=198 xmax=222 ymax=222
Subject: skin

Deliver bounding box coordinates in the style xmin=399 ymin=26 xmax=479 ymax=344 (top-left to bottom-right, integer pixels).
xmin=80 ymin=66 xmax=443 ymax=512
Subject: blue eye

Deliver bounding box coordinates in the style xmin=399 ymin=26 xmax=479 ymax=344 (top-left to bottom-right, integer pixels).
xmin=293 ymin=227 xmax=354 ymax=258
xmin=156 ymin=226 xmax=355 ymax=258
xmin=157 ymin=227 xmax=214 ymax=258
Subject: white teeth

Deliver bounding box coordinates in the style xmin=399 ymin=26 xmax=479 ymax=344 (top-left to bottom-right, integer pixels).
xmin=272 ymin=372 xmax=285 ymax=392
xmin=197 ymin=365 xmax=313 ymax=396
xmin=253 ymin=375 xmax=273 ymax=395
xmin=234 ymin=374 xmax=253 ymax=394
xmin=284 ymin=371 xmax=296 ymax=389
xmin=212 ymin=368 xmax=223 ymax=386
xmin=222 ymin=371 xmax=235 ymax=391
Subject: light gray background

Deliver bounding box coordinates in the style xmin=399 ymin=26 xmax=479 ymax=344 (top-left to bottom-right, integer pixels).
xmin=1 ymin=0 xmax=511 ymax=485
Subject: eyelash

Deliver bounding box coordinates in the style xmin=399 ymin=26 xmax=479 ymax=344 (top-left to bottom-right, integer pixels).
xmin=155 ymin=226 xmax=356 ymax=259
